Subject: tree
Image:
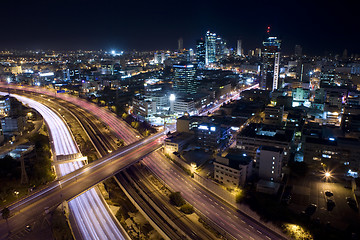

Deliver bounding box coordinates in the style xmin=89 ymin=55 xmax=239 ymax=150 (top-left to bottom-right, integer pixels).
xmin=1 ymin=207 xmax=10 ymax=234
xmin=169 ymin=192 xmax=185 ymax=207
xmin=180 ymin=203 xmax=194 ymax=214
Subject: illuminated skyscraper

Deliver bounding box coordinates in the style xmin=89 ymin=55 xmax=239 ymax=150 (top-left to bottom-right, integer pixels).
xmin=261 ymin=28 xmax=281 ymax=91
xmin=196 ymin=39 xmax=205 ymax=66
xmin=215 ymin=36 xmax=227 ymax=59
xmin=205 ymin=31 xmax=216 ymax=65
xmin=154 ymin=52 xmax=166 ymax=64
xmin=237 ymin=40 xmax=242 ymax=56
xmin=173 ymin=63 xmax=197 ymax=94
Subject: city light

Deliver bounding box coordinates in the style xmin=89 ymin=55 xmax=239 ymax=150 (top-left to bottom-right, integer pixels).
xmin=169 ymin=93 xmax=176 ymax=101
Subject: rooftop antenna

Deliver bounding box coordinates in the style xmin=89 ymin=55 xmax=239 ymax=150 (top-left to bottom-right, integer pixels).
xmin=267 ymin=26 xmax=271 ymax=35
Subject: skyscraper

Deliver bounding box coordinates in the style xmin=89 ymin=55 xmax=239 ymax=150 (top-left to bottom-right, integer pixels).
xmin=237 ymin=40 xmax=242 ymax=56
xmin=295 ymin=45 xmax=302 ymax=57
xmin=196 ymin=39 xmax=206 ymax=66
xmin=205 ymin=31 xmax=216 ymax=65
xmin=178 ymin=38 xmax=183 ymax=52
xmin=215 ymin=36 xmax=227 ymax=59
xmin=154 ymin=52 xmax=166 ymax=64
xmin=261 ymin=30 xmax=281 ymax=91
xmin=173 ymin=63 xmax=197 ymax=94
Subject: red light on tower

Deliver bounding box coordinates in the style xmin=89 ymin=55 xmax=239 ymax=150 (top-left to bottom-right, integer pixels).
xmin=267 ymin=26 xmax=271 ymax=34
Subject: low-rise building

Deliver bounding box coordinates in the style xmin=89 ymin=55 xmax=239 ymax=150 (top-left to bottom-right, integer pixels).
xmin=237 ymin=123 xmax=294 ymax=162
xmin=263 ymin=105 xmax=284 ymax=125
xmin=214 ymin=152 xmax=252 ymax=188
xmin=164 ymin=132 xmax=194 ymax=155
xmin=304 ymin=137 xmax=360 ymax=169
xmin=1 ymin=116 xmax=26 ymax=135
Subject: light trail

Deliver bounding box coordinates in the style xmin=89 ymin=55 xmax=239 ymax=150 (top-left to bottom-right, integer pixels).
xmin=200 ymin=83 xmax=259 ymax=116
xmin=0 ymin=92 xmax=125 ymax=240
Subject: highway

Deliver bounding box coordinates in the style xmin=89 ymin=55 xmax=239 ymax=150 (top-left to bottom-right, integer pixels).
xmin=0 ymin=122 xmax=163 ymax=239
xmin=20 ymin=91 xmax=215 ymax=240
xmin=1 ymin=84 xmax=285 ymax=239
xmin=118 ymin=165 xmax=218 ymax=240
xmin=0 ymin=93 xmax=128 ymax=240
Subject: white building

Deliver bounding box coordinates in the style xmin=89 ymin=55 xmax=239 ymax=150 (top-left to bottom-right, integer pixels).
xmin=214 ymin=152 xmax=252 ymax=188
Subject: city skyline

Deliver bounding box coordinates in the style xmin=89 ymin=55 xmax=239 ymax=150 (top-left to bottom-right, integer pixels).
xmin=1 ymin=0 xmax=359 ymax=55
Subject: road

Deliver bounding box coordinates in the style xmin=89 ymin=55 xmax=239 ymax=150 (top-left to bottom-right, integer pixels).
xmin=199 ymin=83 xmax=259 ymax=116
xmin=120 ymin=165 xmax=218 ymax=240
xmin=0 ymin=93 xmax=126 ymax=240
xmin=0 ymin=93 xmax=164 ymax=240
xmin=1 ymin=84 xmax=285 ymax=239
xmin=25 ymin=91 xmax=217 ymax=240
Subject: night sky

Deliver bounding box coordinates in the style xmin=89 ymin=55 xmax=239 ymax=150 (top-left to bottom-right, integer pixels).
xmin=2 ymin=0 xmax=359 ymax=55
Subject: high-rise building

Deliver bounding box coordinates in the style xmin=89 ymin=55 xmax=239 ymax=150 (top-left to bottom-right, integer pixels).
xmin=294 ymin=45 xmax=302 ymax=57
xmin=261 ymin=31 xmax=281 ymax=91
xmin=154 ymin=52 xmax=166 ymax=64
xmin=196 ymin=39 xmax=206 ymax=66
xmin=173 ymin=63 xmax=197 ymax=94
xmin=205 ymin=31 xmax=217 ymax=65
xmin=257 ymin=146 xmax=283 ymax=182
xmin=178 ymin=38 xmax=183 ymax=52
xmin=215 ymin=36 xmax=227 ymax=59
xmin=255 ymin=48 xmax=262 ymax=57
xmin=237 ymin=40 xmax=243 ymax=56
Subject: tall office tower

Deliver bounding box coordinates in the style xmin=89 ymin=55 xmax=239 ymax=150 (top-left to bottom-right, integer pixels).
xmin=237 ymin=40 xmax=243 ymax=56
xmin=261 ymin=29 xmax=281 ymax=91
xmin=205 ymin=31 xmax=217 ymax=65
xmin=189 ymin=48 xmax=195 ymax=61
xmin=154 ymin=52 xmax=166 ymax=64
xmin=248 ymin=49 xmax=255 ymax=57
xmin=215 ymin=36 xmax=227 ymax=59
xmin=173 ymin=63 xmax=197 ymax=94
xmin=294 ymin=45 xmax=302 ymax=57
xmin=255 ymin=48 xmax=262 ymax=57
xmin=196 ymin=39 xmax=206 ymax=67
xmin=178 ymin=38 xmax=184 ymax=52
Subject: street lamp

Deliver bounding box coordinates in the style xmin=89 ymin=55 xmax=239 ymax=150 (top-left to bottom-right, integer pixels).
xmin=325 ymin=172 xmax=331 ymax=178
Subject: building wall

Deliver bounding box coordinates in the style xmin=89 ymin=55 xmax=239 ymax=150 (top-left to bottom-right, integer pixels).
xmin=257 ymin=147 xmax=283 ymax=182
xmin=237 ymin=136 xmax=290 ymax=161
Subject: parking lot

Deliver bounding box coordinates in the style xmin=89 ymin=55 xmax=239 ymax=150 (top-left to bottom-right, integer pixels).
xmin=288 ymin=174 xmax=360 ymax=230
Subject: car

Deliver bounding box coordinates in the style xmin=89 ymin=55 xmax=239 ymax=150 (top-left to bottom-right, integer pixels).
xmin=325 ymin=190 xmax=333 ymax=197
xmin=303 ymin=204 xmax=317 ymax=216
xmin=25 ymin=225 xmax=32 ymax=232
xmin=327 ymin=199 xmax=336 ymax=211
xmin=346 ymin=197 xmax=359 ymax=211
